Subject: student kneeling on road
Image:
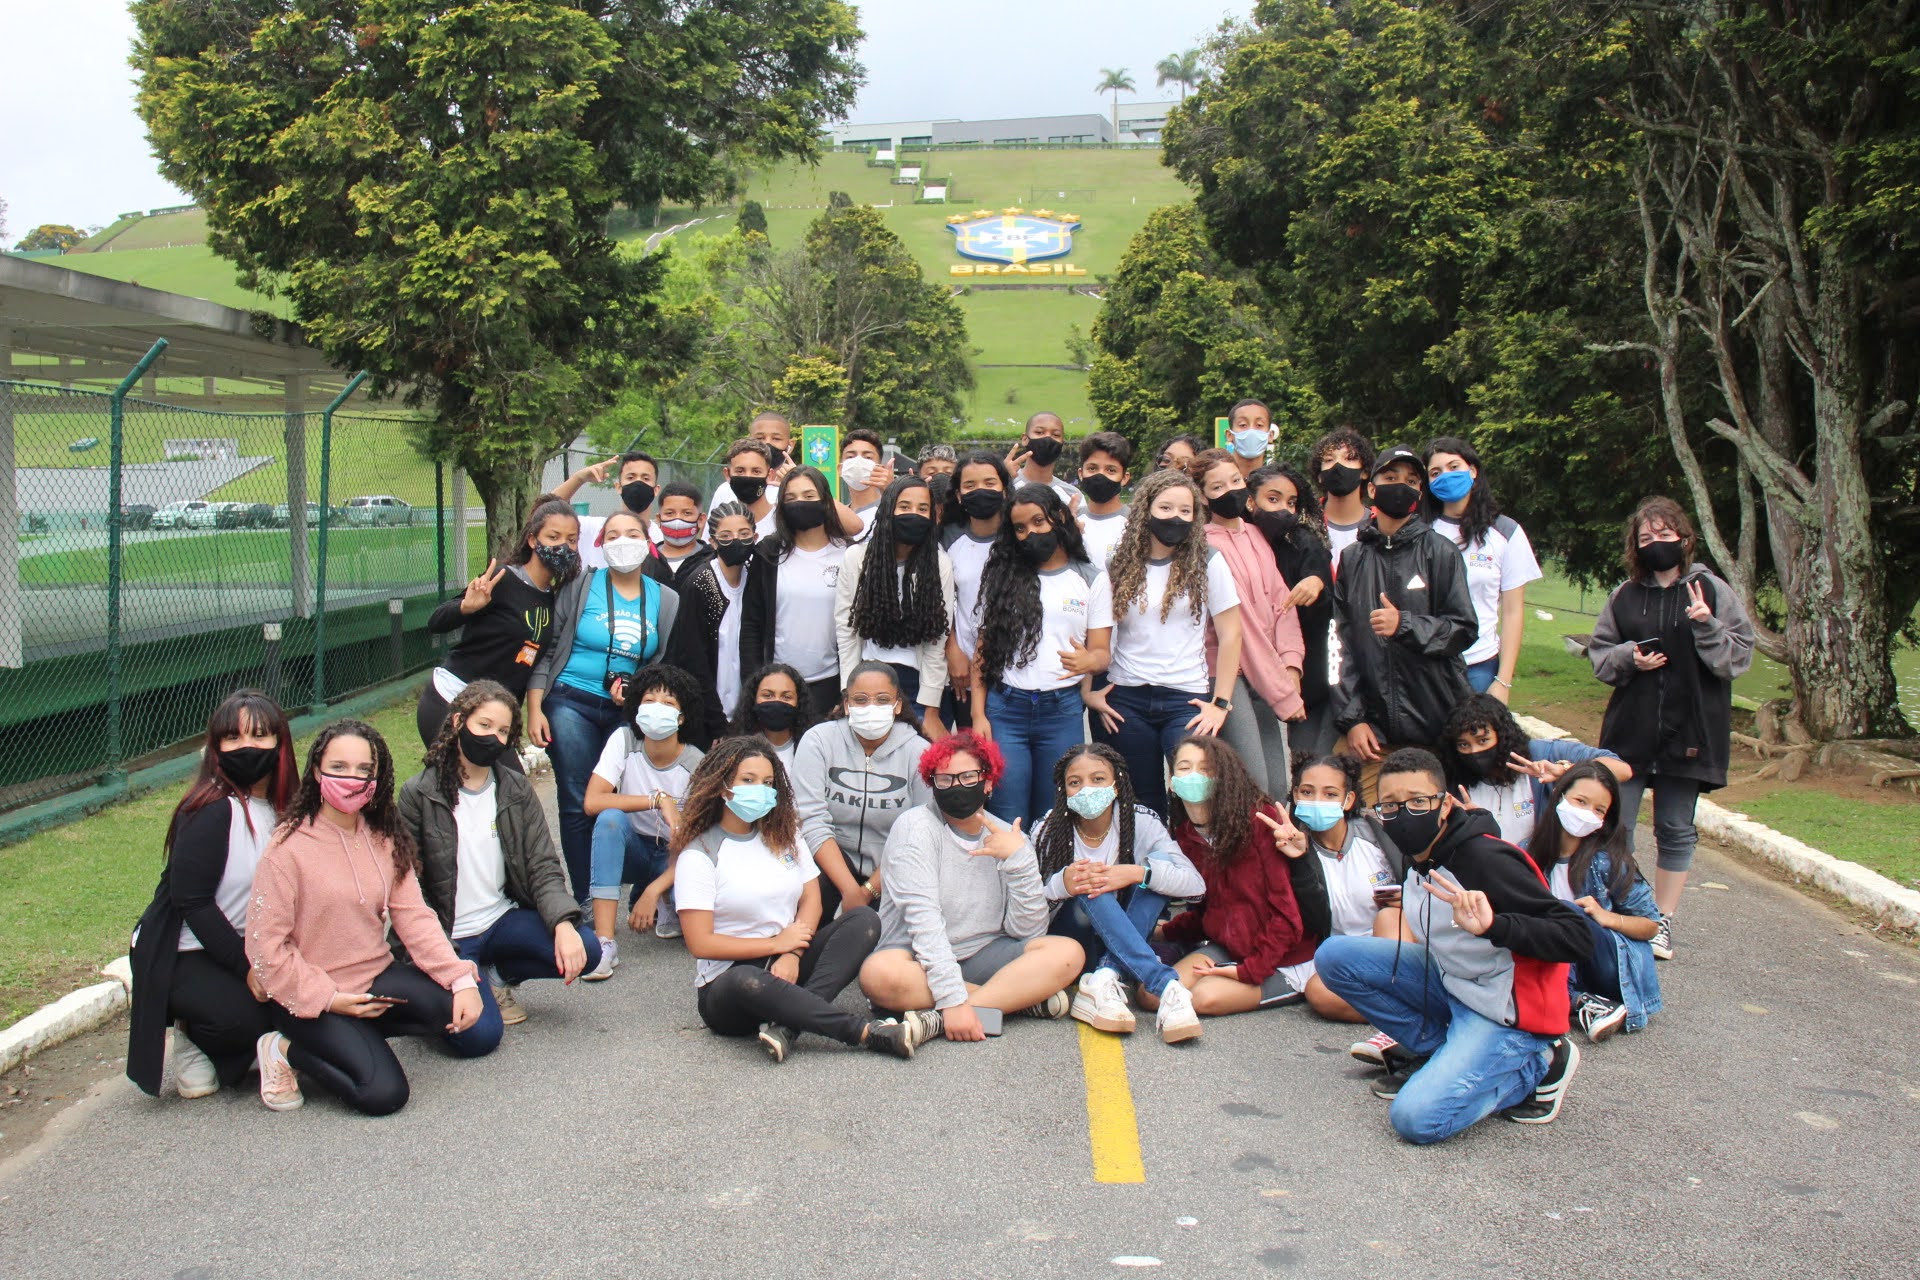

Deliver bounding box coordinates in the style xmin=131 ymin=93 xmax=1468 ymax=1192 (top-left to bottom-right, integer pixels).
xmin=858 ymin=730 xmax=1084 ymax=1043
xmin=1315 ymin=749 xmax=1594 ymax=1144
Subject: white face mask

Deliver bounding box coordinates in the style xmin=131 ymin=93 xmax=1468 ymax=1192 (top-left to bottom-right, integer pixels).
xmin=1556 ymin=799 xmax=1605 ymax=838
xmin=847 ymin=704 xmax=895 ymax=740
xmin=602 ymin=536 xmax=648 ymax=571
xmin=841 ymin=456 xmax=877 ymax=491
xmin=634 ymin=703 xmax=682 ymax=741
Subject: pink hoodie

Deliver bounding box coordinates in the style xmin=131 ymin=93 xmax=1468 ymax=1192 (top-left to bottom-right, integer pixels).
xmin=1206 ymin=520 xmax=1306 ymax=718
xmin=247 ymin=817 xmax=477 ymax=1019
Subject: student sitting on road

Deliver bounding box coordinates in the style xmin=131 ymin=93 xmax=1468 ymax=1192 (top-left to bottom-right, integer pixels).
xmin=581 ymin=663 xmax=705 ymax=978
xmin=858 ymin=730 xmax=1085 ymax=1044
xmin=1439 ymin=693 xmax=1630 ymax=847
xmin=1032 ymin=744 xmax=1205 ymax=1044
xmin=673 ymin=736 xmax=915 ymax=1063
xmin=128 ymin=690 xmax=297 ymax=1099
xmin=399 ymin=680 xmax=596 ymax=1048
xmin=1527 ymin=762 xmax=1663 ymax=1041
xmin=834 ymin=474 xmax=954 ymax=729
xmin=246 ymin=720 xmax=484 ymax=1116
xmin=1314 ymin=749 xmax=1594 ymax=1143
xmin=727 ymin=661 xmax=816 ymax=773
xmin=1142 ymin=736 xmax=1313 ymax=1018
xmin=792 ymin=661 xmax=931 ymax=923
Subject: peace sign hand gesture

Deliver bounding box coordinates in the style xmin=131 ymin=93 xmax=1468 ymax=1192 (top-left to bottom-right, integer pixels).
xmin=1684 ymin=579 xmax=1713 ymax=623
xmin=1005 ymin=438 xmax=1032 ymax=472
xmin=1506 ymin=753 xmax=1571 ymax=785
xmin=1425 ymin=867 xmax=1495 ymax=936
xmin=459 ymin=559 xmax=507 ymax=615
xmin=1254 ymin=808 xmax=1310 ymax=858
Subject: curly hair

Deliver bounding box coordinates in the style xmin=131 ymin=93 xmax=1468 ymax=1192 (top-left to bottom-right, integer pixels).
xmin=1249 ymin=463 xmax=1327 ymax=540
xmin=422 ymin=679 xmax=521 ymax=811
xmin=1308 ymin=427 xmax=1377 ymax=485
xmin=1288 ymin=751 xmax=1362 ymax=812
xmin=773 ymin=466 xmax=850 ymax=557
xmin=1166 ymin=735 xmax=1266 ymax=868
xmin=918 ymin=728 xmax=1004 ymax=788
xmin=167 ymin=689 xmax=298 ymax=859
xmin=848 ymin=476 xmax=949 ymax=649
xmin=1622 ymin=495 xmax=1696 ymax=581
xmin=1033 ymin=743 xmax=1139 ymax=886
xmin=1528 ymin=762 xmax=1640 ymax=900
xmin=1107 ymin=470 xmax=1211 ymax=624
xmin=1437 ymin=694 xmax=1532 ymax=790
xmin=670 ymin=735 xmax=800 ymax=857
xmin=1421 ymin=436 xmax=1499 ymax=548
xmin=941 ymin=449 xmax=1012 ymax=528
xmin=728 ymin=662 xmax=816 ymax=740
xmin=975 ymin=483 xmax=1090 ymax=686
xmin=278 ymin=718 xmax=417 ymax=886
xmin=621 ymin=662 xmax=703 ymax=737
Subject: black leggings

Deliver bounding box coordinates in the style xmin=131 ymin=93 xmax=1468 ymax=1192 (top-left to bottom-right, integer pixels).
xmin=416 ymin=681 xmax=526 ymax=772
xmin=169 ymin=951 xmax=275 ymax=1086
xmin=695 ymin=907 xmax=880 ymax=1046
xmin=271 ymin=962 xmax=456 ymax=1116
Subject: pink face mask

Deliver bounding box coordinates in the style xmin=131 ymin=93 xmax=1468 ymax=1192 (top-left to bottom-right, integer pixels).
xmin=319 ymin=774 xmax=374 ymax=814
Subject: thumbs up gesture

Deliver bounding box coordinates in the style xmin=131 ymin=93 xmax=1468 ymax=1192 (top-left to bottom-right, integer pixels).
xmin=1057 ymin=634 xmax=1104 ymax=676
xmin=1369 ymin=591 xmax=1401 ymax=638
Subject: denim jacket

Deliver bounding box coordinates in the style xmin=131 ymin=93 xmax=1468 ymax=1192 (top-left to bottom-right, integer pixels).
xmin=1575 ymin=849 xmax=1664 ymax=1031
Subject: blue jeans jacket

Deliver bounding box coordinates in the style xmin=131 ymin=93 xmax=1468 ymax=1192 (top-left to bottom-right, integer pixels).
xmin=1574 ymin=850 xmax=1663 ymax=1031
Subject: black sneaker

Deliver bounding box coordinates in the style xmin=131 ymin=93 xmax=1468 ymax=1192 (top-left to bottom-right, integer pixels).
xmin=864 ymin=1019 xmax=914 ymax=1060
xmin=1650 ymin=914 xmax=1674 ymax=961
xmin=1368 ymin=1053 xmax=1427 ymax=1101
xmin=1572 ymin=992 xmax=1628 ymax=1043
xmin=1506 ymin=1037 xmax=1581 ymax=1124
xmin=757 ymin=1022 xmax=793 ymax=1063
xmin=901 ymin=1008 xmax=944 ymax=1049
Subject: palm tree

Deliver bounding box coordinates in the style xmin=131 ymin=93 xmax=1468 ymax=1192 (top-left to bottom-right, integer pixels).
xmin=1155 ymin=49 xmax=1204 ymax=101
xmin=1094 ymin=67 xmax=1136 ymax=142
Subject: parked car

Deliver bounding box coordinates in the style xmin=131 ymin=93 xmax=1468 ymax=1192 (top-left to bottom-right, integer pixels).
xmin=151 ymin=500 xmax=212 ymax=530
xmin=211 ymin=502 xmax=252 ymax=529
xmin=270 ymin=502 xmax=331 ymax=528
xmin=344 ymin=495 xmax=413 ymax=526
xmin=121 ymin=504 xmax=156 ymax=531
xmin=244 ymin=503 xmax=274 ymax=528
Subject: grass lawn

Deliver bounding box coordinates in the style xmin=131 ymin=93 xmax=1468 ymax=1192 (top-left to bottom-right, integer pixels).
xmin=44 ymin=244 xmax=288 ymax=316
xmin=18 ymin=524 xmax=486 ymax=590
xmin=0 ymin=692 xmax=423 ymax=1030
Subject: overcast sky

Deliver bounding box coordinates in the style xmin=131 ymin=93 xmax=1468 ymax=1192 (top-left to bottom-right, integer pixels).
xmin=0 ymin=0 xmax=1249 ymax=239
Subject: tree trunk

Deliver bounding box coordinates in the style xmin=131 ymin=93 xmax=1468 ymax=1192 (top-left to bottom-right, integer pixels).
xmin=467 ymin=455 xmax=545 ymax=566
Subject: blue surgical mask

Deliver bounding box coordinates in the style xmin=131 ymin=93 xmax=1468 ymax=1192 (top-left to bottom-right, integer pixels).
xmin=1293 ymin=801 xmax=1347 ymax=833
xmin=1168 ymin=772 xmax=1214 ymax=804
xmin=725 ymin=782 xmax=779 ymax=824
xmin=634 ymin=703 xmax=682 ymax=741
xmin=1066 ymin=785 xmax=1116 ymax=820
xmin=1428 ymin=469 xmax=1475 ymax=503
xmin=1231 ymin=427 xmax=1270 ymax=460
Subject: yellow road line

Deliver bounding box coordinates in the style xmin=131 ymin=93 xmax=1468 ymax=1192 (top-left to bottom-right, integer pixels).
xmin=1077 ymin=1021 xmax=1145 ymax=1183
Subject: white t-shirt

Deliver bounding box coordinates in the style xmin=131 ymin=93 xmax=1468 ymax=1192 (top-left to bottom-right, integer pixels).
xmin=1431 ymin=516 xmax=1543 ymax=665
xmin=1041 ymin=807 xmax=1200 ymax=901
xmin=178 ymin=796 xmax=275 ymax=952
xmin=862 ymin=563 xmax=918 ymax=667
xmin=1467 ymin=776 xmax=1539 ymax=847
xmin=711 ymin=477 xmax=783 ymax=537
xmin=846 ymin=498 xmax=881 ymax=545
xmin=1080 ymin=509 xmax=1128 ymax=572
xmin=1324 ymin=519 xmax=1364 ymax=691
xmin=1548 ymin=861 xmax=1575 ymax=904
xmin=675 ymin=833 xmax=820 ymax=988
xmin=593 ymin=730 xmax=702 ymax=841
xmin=1108 ymin=550 xmax=1241 ymax=693
xmin=948 ymin=531 xmax=996 ymax=661
xmin=1001 ymin=568 xmax=1114 ymax=691
xmin=773 ymin=542 xmax=846 ymax=682
xmin=1315 ymin=827 xmax=1393 ymax=938
xmin=451 ymin=780 xmax=512 ymax=940
xmin=714 ymin=572 xmax=747 ymax=717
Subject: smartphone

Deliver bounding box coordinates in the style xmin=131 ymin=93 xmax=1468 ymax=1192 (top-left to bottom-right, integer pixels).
xmin=366 ymin=994 xmax=409 ymax=1006
xmin=1634 ymin=637 xmax=1666 ymax=657
xmin=975 ymin=1006 xmax=1004 ymax=1036
xmin=1372 ymin=887 xmax=1402 ymax=906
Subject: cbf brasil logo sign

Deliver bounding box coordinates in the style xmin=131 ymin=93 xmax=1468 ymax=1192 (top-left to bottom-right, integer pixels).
xmin=947 ymin=208 xmax=1081 ymax=264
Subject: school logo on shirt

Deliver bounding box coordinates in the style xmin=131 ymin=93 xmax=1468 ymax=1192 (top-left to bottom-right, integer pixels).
xmin=823 ymin=566 xmax=840 ymax=587
xmin=1368 ymin=870 xmax=1394 ymax=888
xmin=1062 ymin=596 xmax=1086 ymax=616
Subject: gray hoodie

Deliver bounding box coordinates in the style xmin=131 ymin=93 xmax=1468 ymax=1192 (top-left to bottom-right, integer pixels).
xmin=791 ymin=720 xmax=931 ymax=880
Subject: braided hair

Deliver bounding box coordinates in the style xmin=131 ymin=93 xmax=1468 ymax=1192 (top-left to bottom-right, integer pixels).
xmin=422 ymin=679 xmax=521 ymax=811
xmin=277 ymin=718 xmax=417 ymax=885
xmin=848 ymin=475 xmax=948 ymax=649
xmin=1033 ymin=744 xmax=1139 ymax=886
xmin=1107 ymin=470 xmax=1212 ymax=624
xmin=976 ymin=483 xmax=1090 ymax=687
xmin=1166 ymin=735 xmax=1266 ymax=869
xmin=671 ymin=735 xmax=799 ymax=858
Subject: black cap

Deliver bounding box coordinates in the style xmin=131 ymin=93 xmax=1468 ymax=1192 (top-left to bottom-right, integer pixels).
xmin=1371 ymin=445 xmax=1422 ymax=477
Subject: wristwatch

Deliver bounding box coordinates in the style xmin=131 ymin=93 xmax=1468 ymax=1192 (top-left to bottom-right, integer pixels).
xmin=1141 ymin=862 xmax=1154 ymax=891
xmin=1209 ymin=694 xmax=1233 ymax=711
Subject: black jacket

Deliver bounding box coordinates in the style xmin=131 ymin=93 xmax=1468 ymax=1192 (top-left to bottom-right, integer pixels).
xmin=1284 ymin=811 xmax=1404 ymax=943
xmin=669 ymin=555 xmax=766 ymax=747
xmin=397 ymin=764 xmax=581 ymax=939
xmin=734 ymin=534 xmax=797 ymax=680
xmin=1330 ymin=515 xmax=1477 ymax=744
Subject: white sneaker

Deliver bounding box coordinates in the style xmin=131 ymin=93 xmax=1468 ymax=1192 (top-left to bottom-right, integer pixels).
xmin=1156 ymin=978 xmax=1203 ymax=1045
xmin=172 ymin=1023 xmax=218 ymax=1099
xmin=654 ymin=895 xmax=682 ymax=939
xmin=584 ymin=936 xmax=619 ymax=981
xmin=1069 ymin=970 xmax=1137 ymax=1034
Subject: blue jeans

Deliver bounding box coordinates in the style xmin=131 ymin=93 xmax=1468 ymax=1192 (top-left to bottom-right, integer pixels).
xmin=1613 ymin=772 xmax=1703 ymax=874
xmin=986 ymin=683 xmax=1087 ymax=826
xmin=1315 ymin=935 xmax=1553 ymax=1145
xmin=1572 ymin=912 xmax=1622 ymax=1005
xmin=1048 ymin=882 xmax=1177 ymax=995
xmin=544 ymin=683 xmax=628 ymax=902
xmin=1465 ymin=657 xmax=1499 ymax=694
xmin=589 ymin=811 xmax=671 ymax=905
xmin=446 ymin=907 xmax=602 ymax=1056
xmin=1096 ymin=683 xmax=1199 ymax=818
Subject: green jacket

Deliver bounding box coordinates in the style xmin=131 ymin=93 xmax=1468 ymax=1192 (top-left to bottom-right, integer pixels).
xmin=397 ymin=763 xmax=580 ymax=938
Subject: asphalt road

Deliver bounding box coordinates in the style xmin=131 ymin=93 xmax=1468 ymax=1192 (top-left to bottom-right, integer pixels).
xmin=2 ymin=798 xmax=1917 ymax=1278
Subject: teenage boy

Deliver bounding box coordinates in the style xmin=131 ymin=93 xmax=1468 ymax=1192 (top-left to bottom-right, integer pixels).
xmin=555 ymin=451 xmax=659 ymax=569
xmin=717 ymin=439 xmax=778 ymax=537
xmin=1330 ymin=445 xmax=1476 ymax=798
xmin=1314 ymin=749 xmax=1592 ymax=1144
xmin=1226 ymin=399 xmax=1275 ymax=479
xmin=1310 ymin=427 xmax=1376 ymax=565
xmin=1075 ymin=431 xmax=1132 ymax=571
xmin=839 ymin=428 xmax=893 ymax=541
xmin=647 ymin=482 xmax=714 ymax=590
xmin=1011 ymin=412 xmax=1081 ymax=515
xmin=710 ymin=411 xmax=796 ymax=507
xmin=917 ymin=445 xmax=958 ymax=482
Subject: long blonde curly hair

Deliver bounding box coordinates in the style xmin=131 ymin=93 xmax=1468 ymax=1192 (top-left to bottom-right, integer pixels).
xmin=1107 ymin=469 xmax=1212 ymax=623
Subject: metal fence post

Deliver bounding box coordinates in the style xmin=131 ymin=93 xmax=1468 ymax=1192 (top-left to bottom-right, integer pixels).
xmin=313 ymin=371 xmax=368 ymax=710
xmin=435 ymin=460 xmax=447 ymax=602
xmin=105 ymin=339 xmax=169 ymax=781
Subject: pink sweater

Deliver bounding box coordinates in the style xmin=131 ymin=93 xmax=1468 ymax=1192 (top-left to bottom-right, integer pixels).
xmin=247 ymin=817 xmax=477 ymax=1019
xmin=1206 ymin=520 xmax=1307 ymax=719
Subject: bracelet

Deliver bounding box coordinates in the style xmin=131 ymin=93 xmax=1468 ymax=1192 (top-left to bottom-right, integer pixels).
xmin=1492 ymin=677 xmax=1512 ymax=689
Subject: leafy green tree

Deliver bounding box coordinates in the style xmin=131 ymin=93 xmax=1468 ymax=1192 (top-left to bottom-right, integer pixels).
xmin=16 ymin=224 xmax=85 ymax=252
xmin=772 ymin=354 xmax=850 ymax=426
xmin=737 ymin=199 xmax=769 ymax=238
xmin=1154 ymin=50 xmax=1204 ymax=101
xmin=131 ymin=0 xmax=861 ymax=550
xmin=827 ymin=190 xmax=854 ymax=209
xmin=1095 ymin=67 xmax=1136 ymax=140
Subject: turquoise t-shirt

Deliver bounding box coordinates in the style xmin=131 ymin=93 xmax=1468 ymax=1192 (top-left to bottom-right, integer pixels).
xmin=556 ymin=570 xmax=662 ymax=697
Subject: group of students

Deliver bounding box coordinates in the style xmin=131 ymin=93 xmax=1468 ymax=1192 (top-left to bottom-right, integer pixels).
xmin=125 ymin=407 xmax=1753 ymax=1145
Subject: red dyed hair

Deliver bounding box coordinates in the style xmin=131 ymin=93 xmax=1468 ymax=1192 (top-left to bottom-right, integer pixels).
xmin=918 ymin=728 xmax=1005 ymax=787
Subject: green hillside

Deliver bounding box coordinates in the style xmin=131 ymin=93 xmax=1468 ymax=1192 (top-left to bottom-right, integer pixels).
xmin=47 ymin=244 xmax=288 ymax=316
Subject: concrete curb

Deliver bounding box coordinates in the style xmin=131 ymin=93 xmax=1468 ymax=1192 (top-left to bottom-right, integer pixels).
xmin=0 ymin=957 xmax=131 ymax=1076
xmin=1516 ymin=713 xmax=1920 ymax=933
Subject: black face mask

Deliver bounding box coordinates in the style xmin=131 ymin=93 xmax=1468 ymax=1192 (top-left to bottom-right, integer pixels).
xmin=1638 ymin=539 xmax=1685 ymax=573
xmin=1371 ymin=482 xmax=1421 ymax=519
xmin=730 ymin=476 xmax=768 ymax=505
xmin=1457 ymin=747 xmax=1503 ymax=782
xmin=1320 ymin=464 xmax=1365 ymax=497
xmin=1079 ymin=473 xmax=1123 ymax=505
xmin=715 ymin=539 xmax=756 ymax=568
xmin=620 ymin=480 xmax=656 ymax=514
xmin=1017 ymin=531 xmax=1059 ymax=565
xmin=893 ymin=513 xmax=933 ymax=547
xmin=783 ymin=500 xmax=827 ymax=532
xmin=1385 ymin=804 xmax=1448 ymax=860
xmin=458 ymin=726 xmax=510 ymax=767
xmin=927 ymin=472 xmax=953 ymax=509
xmin=1207 ymin=489 xmax=1248 ymax=520
xmin=753 ymin=700 xmax=799 ymax=731
xmin=1250 ymin=509 xmax=1297 ymax=543
xmin=934 ymin=781 xmax=989 ymax=820
xmin=960 ymin=488 xmax=1004 ymax=522
xmin=1148 ymin=515 xmax=1193 ymax=547
xmin=1024 ymin=436 xmax=1063 ymax=467
xmin=533 ymin=543 xmax=580 ymax=581
xmin=219 ymin=745 xmax=278 ymax=788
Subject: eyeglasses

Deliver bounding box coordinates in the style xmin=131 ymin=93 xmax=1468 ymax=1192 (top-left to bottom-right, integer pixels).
xmin=1370 ymin=794 xmax=1443 ymax=820
xmin=931 ymin=769 xmax=986 ymax=790
xmin=845 ymin=694 xmax=897 ymax=709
